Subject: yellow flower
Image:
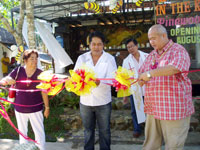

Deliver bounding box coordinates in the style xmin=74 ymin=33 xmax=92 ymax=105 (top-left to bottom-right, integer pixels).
xmin=36 ymin=71 xmax=63 ymax=95
xmin=65 ymin=65 xmax=97 ymax=96
xmin=114 ymin=66 xmax=136 ymax=97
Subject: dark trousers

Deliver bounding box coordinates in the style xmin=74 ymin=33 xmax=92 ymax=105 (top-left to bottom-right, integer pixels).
xmin=130 ymin=95 xmax=141 ymax=134
xmin=80 ymin=102 xmax=111 ymax=150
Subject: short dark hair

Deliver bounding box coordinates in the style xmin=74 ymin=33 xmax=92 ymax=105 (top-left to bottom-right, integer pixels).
xmin=89 ymin=31 xmax=105 ymax=43
xmin=23 ymin=49 xmax=38 ymax=61
xmin=126 ymin=38 xmax=138 ymax=46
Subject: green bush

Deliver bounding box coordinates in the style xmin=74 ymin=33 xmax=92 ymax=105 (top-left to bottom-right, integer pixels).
xmin=44 ymin=106 xmax=65 ymax=141
xmin=0 ymin=89 xmax=80 ymax=141
xmin=0 ymin=105 xmax=65 ymax=142
xmin=0 ymin=89 xmax=8 ymax=98
xmin=51 ymin=90 xmax=80 ymax=109
xmin=0 ymin=90 xmax=65 ymax=141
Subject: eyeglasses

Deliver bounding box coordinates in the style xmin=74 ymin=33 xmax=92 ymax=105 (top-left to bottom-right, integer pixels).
xmin=127 ymin=45 xmax=136 ymax=50
xmin=91 ymin=43 xmax=103 ymax=47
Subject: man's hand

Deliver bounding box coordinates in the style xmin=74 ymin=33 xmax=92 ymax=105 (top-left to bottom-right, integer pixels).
xmin=2 ymin=60 xmax=9 ymax=65
xmin=123 ymin=97 xmax=128 ymax=104
xmin=138 ymin=72 xmax=151 ymax=82
xmin=95 ymin=79 xmax=100 ymax=86
xmin=138 ymin=80 xmax=146 ymax=87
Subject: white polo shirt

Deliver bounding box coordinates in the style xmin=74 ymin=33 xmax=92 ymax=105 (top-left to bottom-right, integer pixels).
xmin=122 ymin=50 xmax=148 ymax=96
xmin=74 ymin=51 xmax=117 ymax=106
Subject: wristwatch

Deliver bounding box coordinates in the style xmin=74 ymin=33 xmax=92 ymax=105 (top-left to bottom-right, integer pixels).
xmin=146 ymin=71 xmax=152 ymax=79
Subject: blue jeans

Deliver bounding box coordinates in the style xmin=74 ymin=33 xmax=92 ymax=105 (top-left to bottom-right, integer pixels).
xmin=80 ymin=102 xmax=111 ymax=150
xmin=130 ymin=95 xmax=141 ymax=134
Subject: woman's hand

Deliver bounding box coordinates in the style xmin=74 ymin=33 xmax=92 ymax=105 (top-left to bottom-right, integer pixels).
xmin=6 ymin=78 xmax=16 ymax=85
xmin=44 ymin=107 xmax=50 ymax=118
xmin=41 ymin=92 xmax=50 ymax=118
xmin=0 ymin=77 xmax=16 ymax=86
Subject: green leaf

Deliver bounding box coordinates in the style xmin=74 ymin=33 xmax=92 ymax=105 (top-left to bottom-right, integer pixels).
xmin=0 ymin=0 xmax=20 ymax=27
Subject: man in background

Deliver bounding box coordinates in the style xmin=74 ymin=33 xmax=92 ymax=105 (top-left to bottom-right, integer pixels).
xmin=1 ymin=52 xmax=10 ymax=77
xmin=122 ymin=38 xmax=148 ymax=138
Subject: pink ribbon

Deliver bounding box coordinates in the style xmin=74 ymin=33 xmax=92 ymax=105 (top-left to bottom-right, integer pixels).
xmin=0 ymin=68 xmax=199 ymax=146
xmin=0 ymin=103 xmax=38 ymax=144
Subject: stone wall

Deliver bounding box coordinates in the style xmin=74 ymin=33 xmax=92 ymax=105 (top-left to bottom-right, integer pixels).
xmin=60 ymin=97 xmax=200 ymax=132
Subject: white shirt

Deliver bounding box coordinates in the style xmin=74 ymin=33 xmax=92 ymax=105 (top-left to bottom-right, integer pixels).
xmin=74 ymin=51 xmax=117 ymax=106
xmin=122 ymin=50 xmax=148 ymax=96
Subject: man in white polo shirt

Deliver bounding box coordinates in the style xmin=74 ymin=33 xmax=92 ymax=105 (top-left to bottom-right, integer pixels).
xmin=122 ymin=38 xmax=148 ymax=138
xmin=74 ymin=31 xmax=117 ymax=150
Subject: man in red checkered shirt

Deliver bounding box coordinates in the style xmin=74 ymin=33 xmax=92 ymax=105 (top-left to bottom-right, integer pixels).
xmin=138 ymin=24 xmax=194 ymax=150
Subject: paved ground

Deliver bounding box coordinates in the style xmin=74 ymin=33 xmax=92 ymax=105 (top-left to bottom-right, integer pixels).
xmin=1 ymin=131 xmax=200 ymax=150
xmin=0 ymin=139 xmax=199 ymax=150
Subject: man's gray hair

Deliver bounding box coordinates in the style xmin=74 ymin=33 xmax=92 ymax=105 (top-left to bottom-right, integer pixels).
xmin=149 ymin=24 xmax=168 ymax=35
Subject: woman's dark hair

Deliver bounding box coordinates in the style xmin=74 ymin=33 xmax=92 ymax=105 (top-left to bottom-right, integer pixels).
xmin=89 ymin=31 xmax=105 ymax=43
xmin=11 ymin=57 xmax=16 ymax=64
xmin=22 ymin=49 xmax=38 ymax=61
xmin=126 ymin=38 xmax=138 ymax=46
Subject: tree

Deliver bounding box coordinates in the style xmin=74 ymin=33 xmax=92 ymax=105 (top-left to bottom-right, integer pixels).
xmin=0 ymin=0 xmax=19 ymax=27
xmin=26 ymin=0 xmax=35 ymax=49
xmin=0 ymin=0 xmax=36 ymax=49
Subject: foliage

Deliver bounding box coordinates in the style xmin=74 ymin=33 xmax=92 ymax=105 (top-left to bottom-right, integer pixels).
xmin=50 ymin=90 xmax=80 ymax=110
xmin=0 ymin=89 xmax=11 ymax=113
xmin=0 ymin=89 xmax=80 ymax=141
xmin=0 ymin=89 xmax=16 ymax=138
xmin=0 ymin=0 xmax=19 ymax=10
xmin=0 ymin=89 xmax=8 ymax=97
xmin=0 ymin=105 xmax=65 ymax=142
xmin=0 ymin=112 xmax=18 ymax=139
xmin=0 ymin=89 xmax=66 ymax=142
xmin=0 ymin=0 xmax=20 ymax=27
xmin=43 ymin=106 xmax=65 ymax=141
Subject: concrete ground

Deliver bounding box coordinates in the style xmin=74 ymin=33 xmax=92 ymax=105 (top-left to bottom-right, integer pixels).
xmin=1 ymin=131 xmax=200 ymax=150
xmin=0 ymin=139 xmax=199 ymax=150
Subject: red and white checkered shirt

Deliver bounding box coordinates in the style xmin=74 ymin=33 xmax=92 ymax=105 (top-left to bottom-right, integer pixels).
xmin=139 ymin=40 xmax=194 ymax=120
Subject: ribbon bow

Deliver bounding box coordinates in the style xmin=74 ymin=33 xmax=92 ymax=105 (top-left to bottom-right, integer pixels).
xmin=113 ymin=66 xmax=136 ymax=97
xmin=36 ymin=71 xmax=64 ymax=95
xmin=65 ymin=66 xmax=97 ymax=96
